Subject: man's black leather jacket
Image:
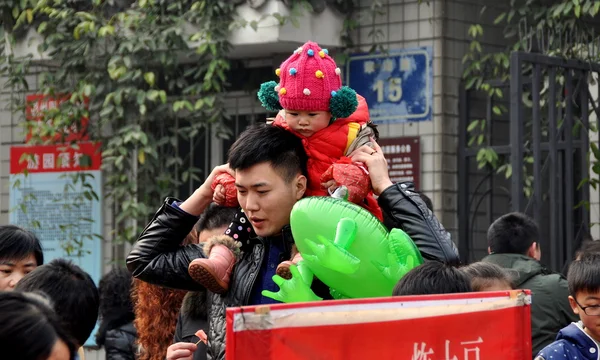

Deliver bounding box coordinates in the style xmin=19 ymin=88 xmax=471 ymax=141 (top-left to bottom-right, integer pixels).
xmin=126 ymin=182 xmax=459 ymax=360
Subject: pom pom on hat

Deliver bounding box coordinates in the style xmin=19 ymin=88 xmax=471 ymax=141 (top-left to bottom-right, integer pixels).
xmin=329 ymin=86 xmax=358 ymax=119
xmin=258 ymin=80 xmax=283 ymax=112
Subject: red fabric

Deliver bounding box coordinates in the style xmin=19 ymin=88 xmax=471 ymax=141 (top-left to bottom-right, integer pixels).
xmin=226 ymin=292 xmax=532 ymax=360
xmin=274 ymin=95 xmax=383 ymax=220
xmin=211 ymin=173 xmax=239 ymax=208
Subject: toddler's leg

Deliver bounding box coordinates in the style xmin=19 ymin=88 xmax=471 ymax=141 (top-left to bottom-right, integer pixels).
xmin=276 ymin=244 xmax=304 ymax=280
xmin=188 ymin=209 xmax=250 ymax=293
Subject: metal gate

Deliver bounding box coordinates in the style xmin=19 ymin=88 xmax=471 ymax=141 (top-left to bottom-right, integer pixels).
xmin=458 ymin=51 xmax=600 ymax=271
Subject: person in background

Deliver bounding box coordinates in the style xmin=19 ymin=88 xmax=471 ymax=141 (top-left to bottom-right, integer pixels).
xmin=167 ymin=205 xmax=236 ymax=360
xmin=15 ymin=259 xmax=100 ymax=360
xmin=561 ymin=237 xmax=600 ymax=276
xmin=392 ymin=261 xmax=472 ymax=296
xmin=536 ymin=253 xmax=600 ymax=359
xmin=133 ymin=226 xmax=199 ymax=360
xmin=0 ymin=225 xmax=43 ymax=291
xmin=96 ymin=267 xmax=137 ymax=360
xmin=0 ymin=291 xmax=77 ymax=360
xmin=482 ymin=212 xmax=578 ymax=355
xmin=460 ymin=262 xmax=514 ymax=292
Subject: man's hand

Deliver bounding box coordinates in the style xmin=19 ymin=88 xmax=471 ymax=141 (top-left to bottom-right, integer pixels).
xmin=179 ymin=164 xmax=234 ymax=216
xmin=349 ymin=140 xmax=393 ymax=196
xmin=166 ymin=342 xmax=197 ymax=360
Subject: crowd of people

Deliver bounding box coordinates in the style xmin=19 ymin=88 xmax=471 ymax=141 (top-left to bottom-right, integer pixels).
xmin=2 ymin=40 xmax=600 ymax=360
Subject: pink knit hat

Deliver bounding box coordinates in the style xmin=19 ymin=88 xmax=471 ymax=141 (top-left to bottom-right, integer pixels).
xmin=258 ymin=41 xmax=358 ymax=119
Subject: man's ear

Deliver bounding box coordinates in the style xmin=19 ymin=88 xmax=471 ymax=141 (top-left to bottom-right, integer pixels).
xmin=295 ymin=174 xmax=307 ymax=200
xmin=568 ymin=296 xmax=580 ymax=315
xmin=488 ymin=246 xmax=492 ymax=255
xmin=527 ymin=242 xmax=541 ymax=261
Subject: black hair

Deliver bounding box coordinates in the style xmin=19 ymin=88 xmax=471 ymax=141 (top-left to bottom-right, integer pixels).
xmin=0 ymin=291 xmax=77 ymax=360
xmin=461 ymin=262 xmax=514 ymax=291
xmin=568 ymin=252 xmax=600 ymax=296
xmin=196 ymin=204 xmax=238 ymax=233
xmin=416 ymin=191 xmax=433 ymax=212
xmin=0 ymin=225 xmax=43 ymax=266
xmin=96 ymin=267 xmax=134 ymax=347
xmin=392 ymin=261 xmax=472 ymax=296
xmin=15 ymin=258 xmax=100 ymax=347
xmin=576 ymin=240 xmax=600 ymax=259
xmin=228 ymin=123 xmax=308 ymax=182
xmin=487 ymin=212 xmax=539 ymax=255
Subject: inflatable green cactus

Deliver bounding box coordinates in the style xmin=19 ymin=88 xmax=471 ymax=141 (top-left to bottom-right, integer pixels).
xmin=262 ymin=196 xmax=424 ymax=303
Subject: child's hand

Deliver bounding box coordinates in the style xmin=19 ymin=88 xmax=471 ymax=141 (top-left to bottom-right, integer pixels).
xmin=166 ymin=342 xmax=197 ymax=360
xmin=212 ymin=184 xmax=226 ymax=205
xmin=321 ymin=179 xmax=337 ymax=193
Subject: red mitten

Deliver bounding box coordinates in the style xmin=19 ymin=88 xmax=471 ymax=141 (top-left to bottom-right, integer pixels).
xmin=320 ymin=159 xmax=370 ymax=204
xmin=211 ymin=173 xmax=239 ymax=207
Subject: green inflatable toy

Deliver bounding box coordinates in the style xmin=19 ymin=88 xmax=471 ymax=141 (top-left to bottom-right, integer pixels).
xmin=262 ymin=196 xmax=424 ymax=303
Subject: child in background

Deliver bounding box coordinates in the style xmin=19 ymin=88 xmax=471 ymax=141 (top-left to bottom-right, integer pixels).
xmin=188 ymin=41 xmax=382 ymax=294
xmin=460 ymin=262 xmax=514 ymax=292
xmin=536 ymin=252 xmax=600 ymax=360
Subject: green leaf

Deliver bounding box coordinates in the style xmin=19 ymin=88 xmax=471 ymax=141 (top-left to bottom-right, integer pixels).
xmin=467 ymin=120 xmax=479 ymax=132
xmin=575 ymin=4 xmax=581 ymax=17
xmin=38 ymin=21 xmax=47 ymax=34
xmin=505 ymin=164 xmax=513 ymax=178
xmin=144 ymin=72 xmax=155 ymax=86
xmin=159 ymin=91 xmax=167 ymax=104
xmin=139 ymin=104 xmax=147 ymax=115
xmin=493 ymin=106 xmax=502 ymax=115
xmin=138 ymin=149 xmax=145 ymax=164
xmin=493 ymin=12 xmax=506 ymax=24
xmin=593 ymin=2 xmax=600 ymax=16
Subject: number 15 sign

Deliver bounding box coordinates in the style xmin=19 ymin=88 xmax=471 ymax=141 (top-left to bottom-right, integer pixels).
xmin=346 ymin=47 xmax=433 ymax=124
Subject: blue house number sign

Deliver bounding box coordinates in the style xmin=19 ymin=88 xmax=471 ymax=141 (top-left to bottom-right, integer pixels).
xmin=346 ymin=47 xmax=433 ymax=124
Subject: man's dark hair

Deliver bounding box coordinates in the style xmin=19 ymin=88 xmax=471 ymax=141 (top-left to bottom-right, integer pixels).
xmin=461 ymin=262 xmax=515 ymax=291
xmin=228 ymin=123 xmax=308 ymax=182
xmin=416 ymin=191 xmax=433 ymax=212
xmin=568 ymin=252 xmax=600 ymax=296
xmin=0 ymin=225 xmax=43 ymax=265
xmin=0 ymin=291 xmax=77 ymax=360
xmin=15 ymin=258 xmax=99 ymax=346
xmin=576 ymin=240 xmax=600 ymax=259
xmin=392 ymin=261 xmax=472 ymax=296
xmin=487 ymin=212 xmax=540 ymax=255
xmin=196 ymin=204 xmax=238 ymax=233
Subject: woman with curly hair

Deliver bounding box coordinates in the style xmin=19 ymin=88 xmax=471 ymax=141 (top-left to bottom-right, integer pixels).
xmin=96 ymin=267 xmax=137 ymax=360
xmin=132 ymin=232 xmax=196 ymax=360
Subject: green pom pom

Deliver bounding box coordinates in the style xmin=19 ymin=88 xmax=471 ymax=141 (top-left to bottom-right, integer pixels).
xmin=329 ymin=86 xmax=358 ymax=119
xmin=258 ymin=81 xmax=282 ymax=112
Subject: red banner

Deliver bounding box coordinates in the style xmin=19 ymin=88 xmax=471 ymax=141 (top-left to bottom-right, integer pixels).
xmin=226 ymin=291 xmax=532 ymax=360
xmin=10 ymin=143 xmax=102 ymax=174
xmin=25 ymin=94 xmax=90 ymax=143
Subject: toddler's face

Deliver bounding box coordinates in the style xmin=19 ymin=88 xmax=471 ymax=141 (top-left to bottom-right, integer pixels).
xmin=285 ymin=110 xmax=331 ymax=137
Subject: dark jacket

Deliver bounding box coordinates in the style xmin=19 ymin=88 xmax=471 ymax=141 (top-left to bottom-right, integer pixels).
xmin=483 ymin=253 xmax=579 ymax=355
xmin=126 ymin=182 xmax=459 ymax=360
xmin=104 ymin=322 xmax=138 ymax=360
xmin=536 ymin=322 xmax=599 ymax=360
xmin=173 ymin=291 xmax=209 ymax=360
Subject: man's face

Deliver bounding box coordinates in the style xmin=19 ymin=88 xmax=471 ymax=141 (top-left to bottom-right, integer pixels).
xmin=0 ymin=254 xmax=37 ymax=291
xmin=235 ymin=162 xmax=306 ymax=238
xmin=570 ymin=291 xmax=600 ymax=341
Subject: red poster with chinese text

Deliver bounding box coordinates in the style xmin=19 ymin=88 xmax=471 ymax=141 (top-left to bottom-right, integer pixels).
xmin=25 ymin=94 xmax=90 ymax=143
xmin=226 ymin=291 xmax=531 ymax=360
xmin=10 ymin=142 xmax=102 ymax=174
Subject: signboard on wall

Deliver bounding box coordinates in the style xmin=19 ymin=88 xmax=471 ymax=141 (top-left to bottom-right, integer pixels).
xmin=25 ymin=94 xmax=90 ymax=143
xmin=379 ymin=136 xmax=421 ymax=189
xmin=9 ymin=143 xmax=103 ymax=281
xmin=346 ymin=47 xmax=433 ymax=124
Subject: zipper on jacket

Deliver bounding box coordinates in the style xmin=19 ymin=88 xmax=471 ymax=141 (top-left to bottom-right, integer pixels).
xmin=243 ymin=237 xmax=265 ymax=304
